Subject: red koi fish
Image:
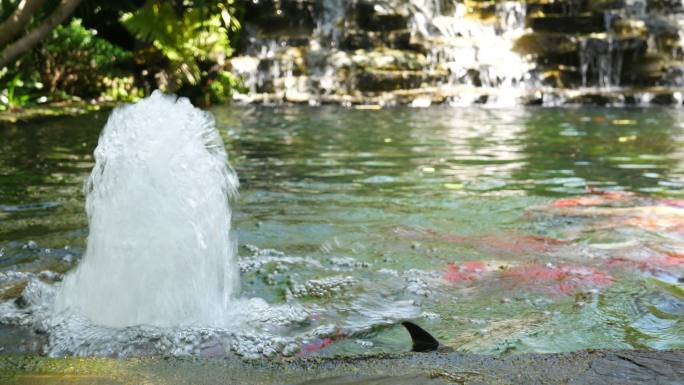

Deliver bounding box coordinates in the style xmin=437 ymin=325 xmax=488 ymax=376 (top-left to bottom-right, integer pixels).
xmin=391 ymin=226 xmax=566 ymax=256
xmin=502 ymin=263 xmax=613 ymax=295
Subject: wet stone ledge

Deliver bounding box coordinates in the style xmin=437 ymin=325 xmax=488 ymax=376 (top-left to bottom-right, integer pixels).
xmin=0 ymin=349 xmax=682 ymax=384
xmin=236 ymin=86 xmax=684 ymax=108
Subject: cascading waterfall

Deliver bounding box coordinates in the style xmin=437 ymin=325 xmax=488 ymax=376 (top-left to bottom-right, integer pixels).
xmin=229 ymin=0 xmax=684 ymax=105
xmin=495 ymin=1 xmax=526 ymax=34
xmin=576 ymin=1 xmax=641 ymax=89
xmin=55 ymin=91 xmax=239 ymax=328
xmin=579 ymin=37 xmax=623 ymax=89
xmin=414 ymin=0 xmax=531 ymax=87
xmin=577 ymin=0 xmax=684 ymax=90
xmin=315 ymin=0 xmax=346 ymax=48
xmin=230 ymin=0 xmax=536 ymax=105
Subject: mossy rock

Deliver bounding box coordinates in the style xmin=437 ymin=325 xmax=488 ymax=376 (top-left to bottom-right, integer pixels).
xmin=0 ymin=281 xmax=28 ymax=301
xmin=585 ymin=0 xmax=630 ymax=12
xmin=540 ymin=65 xmax=581 ymax=88
xmin=242 ymin=0 xmax=316 ymax=38
xmin=526 ymin=1 xmax=580 ymax=16
xmin=354 ymin=1 xmax=410 ymax=32
xmin=529 ymin=14 xmax=606 ymax=34
xmin=514 ymin=33 xmax=578 ymax=55
xmin=650 ymin=91 xmax=683 ymax=105
xmin=622 ymin=53 xmax=668 ymax=85
xmin=566 ymin=92 xmax=623 ymax=105
xmin=613 ymin=19 xmax=647 ymax=37
xmin=342 ymin=29 xmax=412 ymax=51
xmin=350 ymin=49 xmax=428 ymax=71
xmin=355 ymin=69 xmax=448 ymax=92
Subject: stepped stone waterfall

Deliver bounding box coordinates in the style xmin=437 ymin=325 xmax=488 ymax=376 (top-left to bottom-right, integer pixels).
xmin=229 ymin=0 xmax=684 ymax=106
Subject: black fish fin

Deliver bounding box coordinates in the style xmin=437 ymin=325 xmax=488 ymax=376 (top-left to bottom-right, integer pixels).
xmin=401 ymin=321 xmax=439 ymax=352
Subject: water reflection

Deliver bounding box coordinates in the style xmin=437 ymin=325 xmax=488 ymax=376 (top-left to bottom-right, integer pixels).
xmin=213 ymin=105 xmax=684 ymax=198
xmin=515 ymin=108 xmax=683 ymax=195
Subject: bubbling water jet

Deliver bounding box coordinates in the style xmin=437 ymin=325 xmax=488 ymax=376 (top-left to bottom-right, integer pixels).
xmin=55 ymin=91 xmax=239 ymax=328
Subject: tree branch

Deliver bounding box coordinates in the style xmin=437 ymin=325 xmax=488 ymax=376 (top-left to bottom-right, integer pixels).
xmin=0 ymin=0 xmax=83 ymax=68
xmin=0 ymin=0 xmax=47 ymax=47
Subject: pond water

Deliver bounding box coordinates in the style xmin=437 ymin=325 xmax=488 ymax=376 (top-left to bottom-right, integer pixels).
xmin=0 ymin=105 xmax=683 ymax=358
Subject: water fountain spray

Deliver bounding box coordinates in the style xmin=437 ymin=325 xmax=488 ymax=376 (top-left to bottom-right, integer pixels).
xmin=56 ymin=92 xmax=239 ymax=328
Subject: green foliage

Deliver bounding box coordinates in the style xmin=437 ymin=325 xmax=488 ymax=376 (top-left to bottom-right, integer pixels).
xmin=0 ymin=72 xmax=30 ymax=110
xmin=205 ymin=70 xmax=244 ymax=105
xmin=35 ymin=18 xmax=134 ymax=98
xmin=121 ymin=0 xmax=241 ymax=99
xmin=100 ymin=75 xmax=143 ymax=102
xmin=0 ymin=0 xmax=21 ymax=19
xmin=0 ymin=1 xmax=242 ymax=108
xmin=0 ymin=66 xmax=46 ymax=111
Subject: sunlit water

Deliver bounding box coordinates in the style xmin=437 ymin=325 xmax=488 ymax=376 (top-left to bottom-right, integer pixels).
xmin=0 ymin=105 xmax=683 ymax=358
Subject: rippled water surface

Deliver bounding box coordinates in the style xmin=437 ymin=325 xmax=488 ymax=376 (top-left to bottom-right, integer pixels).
xmin=1 ymin=105 xmax=683 ymax=357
